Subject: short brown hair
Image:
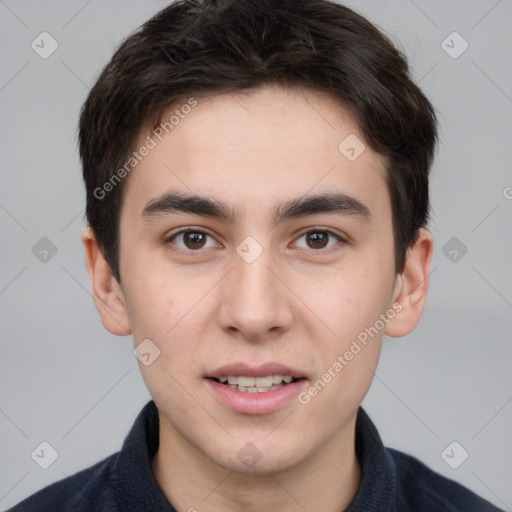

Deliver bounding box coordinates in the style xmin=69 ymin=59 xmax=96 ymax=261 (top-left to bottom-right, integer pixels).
xmin=79 ymin=0 xmax=438 ymax=282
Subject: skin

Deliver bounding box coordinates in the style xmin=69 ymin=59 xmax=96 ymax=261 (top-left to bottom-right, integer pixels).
xmin=82 ymin=85 xmax=433 ymax=512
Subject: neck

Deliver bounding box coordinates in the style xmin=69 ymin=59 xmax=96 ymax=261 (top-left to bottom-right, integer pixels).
xmin=152 ymin=415 xmax=361 ymax=512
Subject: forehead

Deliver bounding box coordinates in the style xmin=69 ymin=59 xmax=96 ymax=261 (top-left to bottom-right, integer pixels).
xmin=120 ymin=85 xmax=390 ymax=224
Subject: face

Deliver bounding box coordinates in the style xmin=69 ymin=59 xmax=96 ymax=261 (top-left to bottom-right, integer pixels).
xmin=108 ymin=86 xmax=404 ymax=473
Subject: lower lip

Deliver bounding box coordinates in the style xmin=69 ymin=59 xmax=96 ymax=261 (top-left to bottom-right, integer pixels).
xmin=205 ymin=379 xmax=307 ymax=415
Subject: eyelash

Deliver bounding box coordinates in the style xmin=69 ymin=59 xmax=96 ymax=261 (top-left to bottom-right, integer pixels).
xmin=164 ymin=228 xmax=345 ymax=256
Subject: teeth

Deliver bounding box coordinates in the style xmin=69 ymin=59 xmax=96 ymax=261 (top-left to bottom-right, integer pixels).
xmin=228 ymin=384 xmax=285 ymax=393
xmin=238 ymin=376 xmax=255 ymax=386
xmin=255 ymin=376 xmax=273 ymax=387
xmin=273 ymin=374 xmax=284 ymax=385
xmin=215 ymin=374 xmax=296 ymax=392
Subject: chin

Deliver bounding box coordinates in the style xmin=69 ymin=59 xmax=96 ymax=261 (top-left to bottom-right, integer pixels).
xmin=204 ymin=439 xmax=307 ymax=477
xmin=223 ymin=455 xmax=299 ymax=476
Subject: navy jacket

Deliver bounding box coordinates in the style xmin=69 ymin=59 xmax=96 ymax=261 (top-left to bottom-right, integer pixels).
xmin=8 ymin=401 xmax=504 ymax=511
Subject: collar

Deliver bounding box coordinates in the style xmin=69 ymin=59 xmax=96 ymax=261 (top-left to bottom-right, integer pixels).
xmin=114 ymin=401 xmax=175 ymax=511
xmin=346 ymin=406 xmax=397 ymax=511
xmin=113 ymin=401 xmax=397 ymax=511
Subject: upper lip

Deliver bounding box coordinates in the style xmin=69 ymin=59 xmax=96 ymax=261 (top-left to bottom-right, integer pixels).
xmin=207 ymin=362 xmax=306 ymax=379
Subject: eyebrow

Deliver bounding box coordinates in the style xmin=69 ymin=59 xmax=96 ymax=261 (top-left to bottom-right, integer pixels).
xmin=141 ymin=191 xmax=371 ymax=223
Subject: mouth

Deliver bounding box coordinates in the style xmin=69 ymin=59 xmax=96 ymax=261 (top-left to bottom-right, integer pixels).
xmin=205 ymin=363 xmax=307 ymax=414
xmin=208 ymin=374 xmax=303 ymax=393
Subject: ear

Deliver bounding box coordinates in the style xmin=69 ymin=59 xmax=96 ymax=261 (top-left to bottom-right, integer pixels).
xmin=385 ymin=228 xmax=433 ymax=337
xmin=81 ymin=226 xmax=131 ymax=336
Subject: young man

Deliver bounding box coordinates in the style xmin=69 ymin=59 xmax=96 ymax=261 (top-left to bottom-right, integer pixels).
xmin=9 ymin=0 xmax=503 ymax=510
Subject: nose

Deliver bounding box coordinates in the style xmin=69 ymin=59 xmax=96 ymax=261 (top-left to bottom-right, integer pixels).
xmin=217 ymin=245 xmax=294 ymax=342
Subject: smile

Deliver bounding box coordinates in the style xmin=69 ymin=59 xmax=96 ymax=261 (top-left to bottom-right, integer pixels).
xmin=214 ymin=374 xmax=297 ymax=393
xmin=206 ymin=364 xmax=308 ymax=414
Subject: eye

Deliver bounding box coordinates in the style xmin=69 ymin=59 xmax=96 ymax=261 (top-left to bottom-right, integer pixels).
xmin=294 ymin=230 xmax=343 ymax=250
xmin=166 ymin=230 xmax=218 ymax=251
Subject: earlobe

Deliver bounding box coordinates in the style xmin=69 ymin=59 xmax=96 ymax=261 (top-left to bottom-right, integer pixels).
xmin=385 ymin=228 xmax=433 ymax=338
xmin=81 ymin=226 xmax=132 ymax=336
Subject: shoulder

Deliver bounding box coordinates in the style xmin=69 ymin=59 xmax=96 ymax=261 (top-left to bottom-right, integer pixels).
xmin=388 ymin=448 xmax=504 ymax=511
xmin=6 ymin=452 xmax=118 ymax=512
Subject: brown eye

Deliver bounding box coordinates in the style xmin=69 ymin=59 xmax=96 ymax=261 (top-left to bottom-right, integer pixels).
xmin=183 ymin=232 xmax=207 ymax=249
xmin=294 ymin=230 xmax=342 ymax=250
xmin=167 ymin=230 xmax=217 ymax=252
xmin=305 ymin=231 xmax=329 ymax=249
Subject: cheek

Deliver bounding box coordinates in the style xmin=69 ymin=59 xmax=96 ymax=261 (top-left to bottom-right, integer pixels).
xmin=121 ymin=274 xmax=191 ymax=356
xmin=311 ymin=268 xmax=392 ymax=343
xmin=123 ymin=270 xmax=217 ymax=371
xmin=120 ymin=244 xmax=193 ymax=335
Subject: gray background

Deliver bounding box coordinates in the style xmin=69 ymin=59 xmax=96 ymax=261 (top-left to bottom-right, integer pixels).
xmin=0 ymin=0 xmax=511 ymax=510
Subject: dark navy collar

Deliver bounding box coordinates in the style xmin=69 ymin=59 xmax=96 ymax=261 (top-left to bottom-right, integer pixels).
xmin=112 ymin=400 xmax=397 ymax=511
xmin=113 ymin=401 xmax=175 ymax=511
xmin=346 ymin=406 xmax=397 ymax=511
